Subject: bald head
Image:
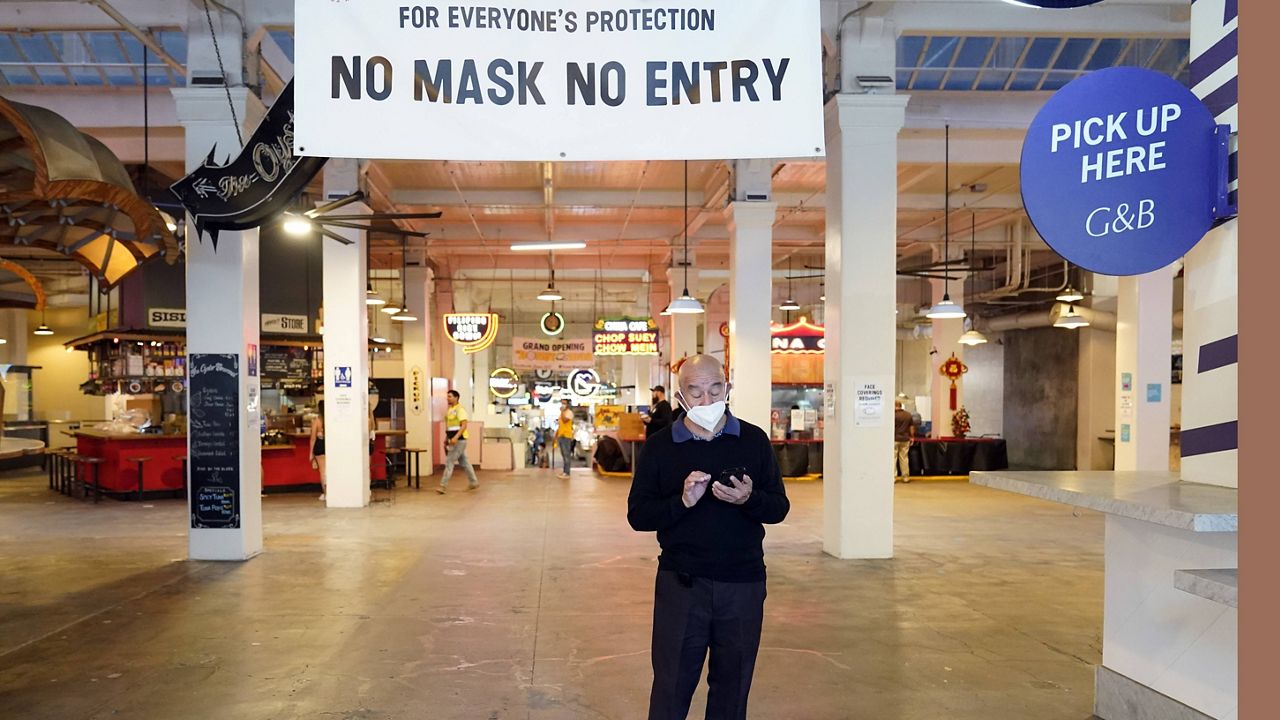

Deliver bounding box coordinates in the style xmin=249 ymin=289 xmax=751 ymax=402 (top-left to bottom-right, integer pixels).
xmin=677 ymin=355 xmax=728 ymax=407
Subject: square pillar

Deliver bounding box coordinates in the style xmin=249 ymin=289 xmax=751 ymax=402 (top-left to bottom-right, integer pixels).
xmin=822 ymin=94 xmax=909 ymax=560
xmin=1115 ymin=267 xmax=1174 ymax=472
xmin=402 ymin=265 xmax=434 ymax=467
xmin=321 ymin=159 xmax=371 ymax=508
xmin=173 ymin=86 xmax=265 ymax=561
xmin=728 ymin=201 xmax=777 ymax=431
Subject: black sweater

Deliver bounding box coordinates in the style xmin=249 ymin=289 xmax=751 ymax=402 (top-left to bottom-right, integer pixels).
xmin=627 ymin=415 xmax=790 ymax=582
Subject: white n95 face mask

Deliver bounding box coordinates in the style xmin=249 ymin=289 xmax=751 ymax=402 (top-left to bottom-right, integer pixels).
xmin=685 ymin=400 xmax=727 ymax=432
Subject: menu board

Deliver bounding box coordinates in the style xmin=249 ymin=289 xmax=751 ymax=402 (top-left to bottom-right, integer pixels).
xmin=188 ymin=354 xmax=241 ymax=529
xmin=262 ymin=347 xmax=312 ymax=388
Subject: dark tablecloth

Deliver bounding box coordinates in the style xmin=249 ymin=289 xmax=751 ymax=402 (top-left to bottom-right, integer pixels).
xmin=909 ymin=438 xmax=1008 ymax=476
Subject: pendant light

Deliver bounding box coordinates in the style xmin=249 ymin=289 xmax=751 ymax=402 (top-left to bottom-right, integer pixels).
xmin=1054 ymin=304 xmax=1090 ymax=329
xmin=926 ymin=124 xmax=967 ymax=320
xmin=1057 ymin=265 xmax=1085 ymax=303
xmin=667 ymin=160 xmax=705 ymax=315
xmin=365 ymin=236 xmax=385 ymax=305
xmin=537 ymin=252 xmax=563 ymax=301
xmin=390 ymin=236 xmax=417 ymax=322
xmin=958 ymin=210 xmax=987 ymax=345
xmin=778 ymin=255 xmax=801 ymax=311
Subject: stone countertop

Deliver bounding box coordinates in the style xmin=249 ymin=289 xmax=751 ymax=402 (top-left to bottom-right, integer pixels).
xmin=1174 ymin=568 xmax=1238 ymax=608
xmin=969 ymin=471 xmax=1238 ymax=533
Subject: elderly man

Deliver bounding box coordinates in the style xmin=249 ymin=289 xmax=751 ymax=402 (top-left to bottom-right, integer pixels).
xmin=627 ymin=355 xmax=790 ymax=720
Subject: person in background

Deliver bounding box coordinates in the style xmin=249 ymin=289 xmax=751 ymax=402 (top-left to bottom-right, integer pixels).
xmin=628 ymin=355 xmax=790 ymax=720
xmin=438 ymin=389 xmax=479 ymax=494
xmin=556 ymin=397 xmax=575 ymax=479
xmin=309 ymin=401 xmax=326 ymax=501
xmin=642 ymin=385 xmax=674 ymax=439
xmin=894 ymin=400 xmax=917 ymax=483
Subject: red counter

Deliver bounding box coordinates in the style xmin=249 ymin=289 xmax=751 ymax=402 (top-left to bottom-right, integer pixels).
xmin=73 ymin=430 xmax=392 ymax=497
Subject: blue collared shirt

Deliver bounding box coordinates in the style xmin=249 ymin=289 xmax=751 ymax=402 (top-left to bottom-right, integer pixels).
xmin=671 ymin=409 xmax=741 ymax=443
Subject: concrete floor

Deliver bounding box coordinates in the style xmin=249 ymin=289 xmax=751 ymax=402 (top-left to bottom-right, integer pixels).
xmin=0 ymin=468 xmax=1103 ymax=720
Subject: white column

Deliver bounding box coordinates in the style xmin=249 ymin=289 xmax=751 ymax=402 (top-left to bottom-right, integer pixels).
xmin=822 ymin=93 xmax=909 ymax=560
xmin=667 ymin=266 xmax=700 ymax=388
xmin=321 ymin=159 xmax=371 ymax=508
xmin=929 ymin=247 xmax=965 ymax=437
xmin=1114 ymin=267 xmax=1174 ymax=472
xmin=470 ymin=343 xmax=490 ymax=466
xmin=172 ymin=85 xmax=266 ymax=562
xmin=621 ymin=354 xmax=640 ymax=406
xmin=402 ymin=264 xmax=434 ymax=466
xmin=728 ymin=201 xmax=777 ymax=431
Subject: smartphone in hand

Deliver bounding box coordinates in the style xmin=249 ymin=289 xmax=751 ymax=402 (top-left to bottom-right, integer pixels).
xmin=717 ymin=466 xmax=747 ymax=487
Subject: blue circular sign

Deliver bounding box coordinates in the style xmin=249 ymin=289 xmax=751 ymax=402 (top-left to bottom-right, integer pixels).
xmin=1005 ymin=1 xmax=1104 ymax=8
xmin=1020 ymin=67 xmax=1219 ymax=276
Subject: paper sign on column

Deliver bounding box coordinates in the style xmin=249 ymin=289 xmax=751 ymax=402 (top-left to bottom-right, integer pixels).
xmin=823 ymin=383 xmax=836 ymax=419
xmin=854 ymin=379 xmax=887 ymax=427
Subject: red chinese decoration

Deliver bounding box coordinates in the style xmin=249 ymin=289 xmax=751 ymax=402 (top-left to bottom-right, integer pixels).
xmin=938 ymin=353 xmax=969 ymax=410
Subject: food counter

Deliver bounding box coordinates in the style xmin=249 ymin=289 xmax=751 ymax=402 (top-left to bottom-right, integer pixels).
xmin=71 ymin=429 xmax=399 ymax=497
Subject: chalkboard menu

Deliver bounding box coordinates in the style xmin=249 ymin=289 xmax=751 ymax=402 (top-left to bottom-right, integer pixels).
xmin=189 ymin=353 xmax=241 ymax=529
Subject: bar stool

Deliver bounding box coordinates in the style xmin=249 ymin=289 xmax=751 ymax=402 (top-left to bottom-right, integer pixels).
xmin=384 ymin=448 xmax=402 ymax=488
xmin=124 ymin=456 xmax=152 ymax=501
xmin=402 ymin=448 xmax=426 ymax=489
xmin=46 ymin=449 xmax=66 ymax=491
xmin=74 ymin=456 xmax=105 ymax=503
xmin=58 ymin=451 xmax=78 ymax=495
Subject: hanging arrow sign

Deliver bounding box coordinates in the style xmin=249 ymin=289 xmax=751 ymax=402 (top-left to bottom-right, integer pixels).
xmin=170 ymin=81 xmax=328 ymax=248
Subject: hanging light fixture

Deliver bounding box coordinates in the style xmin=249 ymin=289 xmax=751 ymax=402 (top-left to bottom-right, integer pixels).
xmin=537 ymin=252 xmax=563 ymax=301
xmin=926 ymin=124 xmax=967 ymax=320
xmin=778 ymin=255 xmax=801 ymax=311
xmin=365 ymin=237 xmax=385 ymax=306
xmin=33 ymin=309 xmax=53 ymax=336
xmin=668 ymin=160 xmax=705 ymax=315
xmin=1054 ymin=304 xmax=1090 ymax=329
xmin=390 ymin=236 xmax=418 ymax=321
xmin=1056 ymin=287 xmax=1085 ymax=303
xmin=958 ymin=210 xmax=986 ymax=345
xmin=282 ymin=213 xmax=313 ymax=236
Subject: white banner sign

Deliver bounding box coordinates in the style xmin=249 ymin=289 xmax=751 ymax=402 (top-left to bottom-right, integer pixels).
xmin=294 ymin=0 xmax=824 ymax=160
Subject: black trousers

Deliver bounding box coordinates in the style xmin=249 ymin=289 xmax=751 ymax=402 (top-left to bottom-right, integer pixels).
xmin=648 ymin=570 xmax=767 ymax=720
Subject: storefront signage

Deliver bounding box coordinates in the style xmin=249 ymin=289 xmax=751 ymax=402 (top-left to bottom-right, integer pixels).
xmin=489 ymin=367 xmax=520 ymax=398
xmin=569 ymin=368 xmax=601 ymax=397
xmin=170 ymin=81 xmax=327 ymax=248
xmin=294 ymin=0 xmax=823 ymax=161
xmin=189 ymin=353 xmax=241 ymax=529
xmin=443 ymin=313 xmax=500 ymax=353
xmin=1020 ymin=67 xmax=1230 ymax=276
xmin=261 ymin=313 xmax=309 ymax=334
xmin=513 ymin=337 xmax=594 ymax=371
xmin=262 ymin=347 xmax=311 ymax=387
xmin=148 ymin=307 xmax=187 ymax=329
xmin=409 ymin=365 xmax=425 ymax=415
xmin=592 ymin=317 xmax=659 ymax=355
xmin=771 ymin=316 xmax=825 ymax=353
xmin=540 ymin=311 xmax=565 ymax=336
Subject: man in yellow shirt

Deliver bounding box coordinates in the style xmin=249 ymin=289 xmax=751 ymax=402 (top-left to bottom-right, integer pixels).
xmin=555 ymin=397 xmax=575 ymax=479
xmin=438 ymin=389 xmax=479 ymax=494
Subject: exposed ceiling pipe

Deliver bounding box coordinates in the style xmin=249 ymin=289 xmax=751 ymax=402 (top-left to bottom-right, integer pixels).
xmin=971 ymin=219 xmax=1024 ymax=303
xmin=82 ymin=0 xmax=186 ymax=76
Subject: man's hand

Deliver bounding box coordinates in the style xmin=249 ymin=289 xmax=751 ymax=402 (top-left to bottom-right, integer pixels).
xmin=641 ymin=414 xmax=651 ymax=424
xmin=712 ymin=473 xmax=753 ymax=505
xmin=682 ymin=471 xmax=711 ymax=508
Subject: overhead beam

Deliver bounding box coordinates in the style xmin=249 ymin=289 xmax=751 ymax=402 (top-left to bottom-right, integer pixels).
xmin=868 ymin=0 xmax=1189 ymax=36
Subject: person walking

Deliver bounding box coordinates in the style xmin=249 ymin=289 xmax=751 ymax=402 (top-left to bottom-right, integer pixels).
xmin=309 ymin=401 xmax=326 ymax=501
xmin=894 ymin=400 xmax=917 ymax=483
xmin=627 ymin=355 xmax=790 ymax=720
xmin=555 ymin=397 xmax=575 ymax=479
xmin=438 ymin=389 xmax=479 ymax=494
